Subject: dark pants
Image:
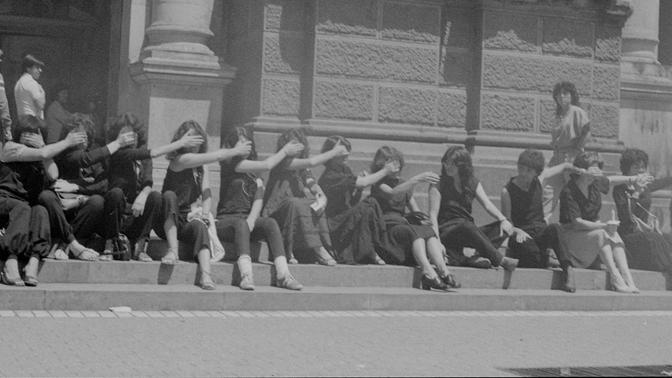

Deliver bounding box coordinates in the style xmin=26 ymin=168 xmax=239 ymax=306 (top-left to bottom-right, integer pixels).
xmin=439 ymin=219 xmax=505 ymax=267
xmin=122 ymin=190 xmax=164 ymax=243
xmin=96 ymin=187 xmax=127 ymax=239
xmin=0 ymin=197 xmax=50 ymax=260
xmin=154 ymin=191 xmax=210 ymax=259
xmin=507 ymin=223 xmax=569 ymax=269
xmin=216 ymin=214 xmax=286 ymax=259
xmin=38 ymin=190 xmax=76 ymax=244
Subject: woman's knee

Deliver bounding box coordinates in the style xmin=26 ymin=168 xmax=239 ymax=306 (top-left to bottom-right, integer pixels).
xmin=37 ymin=190 xmax=59 ymax=207
xmin=86 ymin=194 xmax=105 ymax=212
xmin=106 ymin=187 xmax=125 ymax=204
xmin=146 ymin=190 xmax=162 ymax=208
xmin=31 ymin=205 xmax=48 ymax=219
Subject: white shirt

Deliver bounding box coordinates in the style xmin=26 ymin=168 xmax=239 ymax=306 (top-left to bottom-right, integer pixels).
xmin=14 ymin=73 xmax=45 ymax=120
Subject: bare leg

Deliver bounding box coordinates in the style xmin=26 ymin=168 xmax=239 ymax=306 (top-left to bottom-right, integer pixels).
xmin=162 ymin=216 xmax=179 ymax=264
xmin=426 ymin=237 xmax=449 ymax=276
xmin=197 ymin=248 xmax=215 ymax=290
xmin=413 ymin=238 xmax=437 ymax=278
xmin=612 ymin=243 xmax=638 ymax=293
xmin=598 ymin=243 xmax=629 ymax=292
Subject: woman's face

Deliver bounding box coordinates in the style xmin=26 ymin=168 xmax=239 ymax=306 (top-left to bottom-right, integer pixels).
xmin=183 ymin=128 xmax=201 ymax=153
xmin=556 ymin=90 xmax=572 ymax=109
xmin=626 ymin=161 xmax=646 ymax=176
xmin=120 ymin=125 xmax=138 ymax=148
xmin=584 ymin=164 xmax=603 ymax=182
xmin=517 ymin=164 xmax=537 ymax=183
xmin=443 ymin=158 xmax=458 ymax=176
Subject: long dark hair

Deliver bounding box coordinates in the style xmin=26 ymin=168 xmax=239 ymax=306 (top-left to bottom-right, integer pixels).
xmin=107 ymin=113 xmax=147 ymax=147
xmin=222 ymin=126 xmax=257 ymax=161
xmin=440 ymin=145 xmax=474 ymax=195
xmin=166 ymin=120 xmax=208 ymax=160
xmin=371 ymin=146 xmax=404 ymax=173
xmin=60 ymin=113 xmax=96 ymax=149
xmin=321 ymin=135 xmax=351 ymax=167
xmin=276 ymin=128 xmax=309 ymax=159
xmin=552 ymin=81 xmax=580 ymax=117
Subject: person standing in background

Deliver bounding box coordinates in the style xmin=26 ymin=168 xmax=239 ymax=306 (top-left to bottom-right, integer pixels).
xmin=14 ymin=54 xmax=46 ymax=121
xmin=0 ymin=50 xmax=11 ymax=138
xmin=45 ymin=83 xmax=72 ymax=143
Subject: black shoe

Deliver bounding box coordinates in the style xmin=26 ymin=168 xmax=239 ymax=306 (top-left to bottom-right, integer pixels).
xmin=440 ymin=273 xmax=461 ymax=289
xmin=421 ymin=274 xmax=449 ymax=291
xmin=465 ymin=256 xmax=492 ymax=269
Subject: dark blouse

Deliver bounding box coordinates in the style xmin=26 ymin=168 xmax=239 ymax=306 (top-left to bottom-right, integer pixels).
xmin=217 ymin=161 xmax=264 ymax=216
xmin=162 ymin=167 xmax=202 ymax=217
xmin=437 ymin=175 xmax=479 ymax=224
xmin=108 ymin=146 xmax=153 ymax=202
xmin=559 ymin=176 xmax=609 ymax=224
xmin=318 ymin=162 xmax=360 ymax=218
xmin=613 ymin=177 xmax=672 ymax=235
xmin=0 ymin=161 xmax=49 ymax=203
xmin=505 ymin=177 xmax=545 ymax=230
xmin=263 ymin=157 xmax=314 ymax=216
xmin=55 ymin=144 xmax=110 ymax=195
xmin=371 ymin=176 xmax=411 ymax=216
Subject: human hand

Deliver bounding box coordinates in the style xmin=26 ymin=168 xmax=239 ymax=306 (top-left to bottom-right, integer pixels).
xmin=131 ymin=191 xmax=148 ymax=217
xmin=332 ymin=141 xmax=349 ymax=157
xmin=116 ymin=131 xmax=136 ymax=148
xmin=282 ymin=140 xmax=304 ymax=157
xmin=500 ymin=219 xmax=514 ymax=235
xmin=233 ymin=140 xmax=252 ymax=157
xmin=635 ymin=173 xmax=654 ymax=188
xmin=413 ymin=172 xmax=440 ymax=184
xmin=513 ymin=227 xmax=531 ymax=243
xmin=179 ymin=132 xmax=204 ymax=150
xmin=246 ymin=218 xmax=255 ymax=233
xmin=383 ymin=160 xmax=400 ymax=175
xmin=21 ymin=132 xmax=45 ymax=148
xmin=52 ymin=179 xmax=79 ymax=193
xmin=65 ymin=131 xmax=87 ymax=147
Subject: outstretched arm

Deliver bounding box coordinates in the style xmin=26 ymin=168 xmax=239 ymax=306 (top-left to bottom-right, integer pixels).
xmin=234 ymin=141 xmax=304 ymax=173
xmin=0 ymin=131 xmax=86 ymax=162
xmin=475 ymin=182 xmax=513 ymax=234
xmin=170 ymin=141 xmax=252 ymax=172
xmin=286 ymin=145 xmax=348 ymax=170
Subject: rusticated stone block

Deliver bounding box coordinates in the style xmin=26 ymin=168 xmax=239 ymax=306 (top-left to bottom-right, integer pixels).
xmin=265 ymin=0 xmax=306 ymax=31
xmin=382 ymin=2 xmax=440 ymax=43
xmin=315 ymin=39 xmax=437 ymax=83
xmin=316 ymin=0 xmax=377 ymax=37
xmin=261 ymin=78 xmax=300 ymax=116
xmin=542 ymin=18 xmax=593 ymax=58
xmin=482 ymin=54 xmax=592 ymax=96
xmin=263 ymin=33 xmax=304 ymax=74
xmin=437 ymin=91 xmax=467 ymax=128
xmin=592 ymin=65 xmax=620 ymax=101
xmin=314 ymin=81 xmax=374 ymax=120
xmin=483 ymin=12 xmax=537 ymax=52
xmin=539 ymin=99 xmax=558 ymax=134
xmin=379 ymin=87 xmax=436 ymax=125
xmin=443 ymin=8 xmax=472 ymax=48
xmin=595 ymin=25 xmax=621 ymax=63
xmin=440 ymin=50 xmax=471 ymax=87
xmin=480 ymin=93 xmax=535 ymax=131
xmin=588 ymin=103 xmax=619 ymax=138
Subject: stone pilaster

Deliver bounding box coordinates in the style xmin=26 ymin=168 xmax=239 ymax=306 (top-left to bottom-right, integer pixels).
xmin=621 ymin=0 xmax=659 ymax=63
xmin=128 ymin=0 xmax=235 ymax=149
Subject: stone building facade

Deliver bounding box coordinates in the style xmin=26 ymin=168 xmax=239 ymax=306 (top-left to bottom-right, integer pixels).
xmin=1 ymin=0 xmax=671 ymax=226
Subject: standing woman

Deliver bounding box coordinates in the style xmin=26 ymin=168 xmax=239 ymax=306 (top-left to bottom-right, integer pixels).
xmin=612 ymin=148 xmax=672 ymax=273
xmin=160 ymin=120 xmax=251 ymax=290
xmin=318 ymin=136 xmax=396 ymax=265
xmin=216 ymin=127 xmax=305 ymax=290
xmin=0 ymin=115 xmax=87 ymax=285
xmin=429 ymin=146 xmax=518 ymax=274
xmin=106 ymin=113 xmax=204 ymax=261
xmin=559 ymin=152 xmax=649 ymax=293
xmin=262 ymin=128 xmax=349 ymax=265
xmin=370 ymin=146 xmax=459 ymax=290
xmin=546 ymin=81 xmax=591 ymax=217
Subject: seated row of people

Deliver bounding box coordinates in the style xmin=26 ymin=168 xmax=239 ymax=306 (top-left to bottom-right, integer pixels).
xmin=0 ymin=114 xmax=668 ymax=295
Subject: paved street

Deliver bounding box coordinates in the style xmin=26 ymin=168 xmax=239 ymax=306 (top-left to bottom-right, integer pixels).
xmin=0 ymin=310 xmax=671 ymax=376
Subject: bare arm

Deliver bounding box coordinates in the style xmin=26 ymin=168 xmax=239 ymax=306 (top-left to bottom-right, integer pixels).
xmin=355 ymin=168 xmax=390 ymax=188
xmin=540 ymin=162 xmax=575 ymax=186
xmin=201 ymin=165 xmax=212 ymax=214
xmin=149 ymin=133 xmax=204 ymax=158
xmin=572 ymin=217 xmax=606 ymax=231
xmin=43 ymin=158 xmax=58 ymax=181
xmin=286 ymin=146 xmax=347 ymax=170
xmin=170 ymin=146 xmax=250 ymax=172
xmin=500 ymin=187 xmax=511 ymax=221
xmin=0 ymin=132 xmax=85 ymax=162
xmin=475 ymin=183 xmax=507 ymax=222
xmin=428 ymin=184 xmax=441 ymax=237
xmin=408 ymin=196 xmax=422 ymax=213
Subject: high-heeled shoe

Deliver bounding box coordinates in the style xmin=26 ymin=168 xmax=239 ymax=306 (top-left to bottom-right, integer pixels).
xmin=440 ymin=273 xmax=461 ymax=289
xmin=421 ymin=274 xmax=448 ymax=291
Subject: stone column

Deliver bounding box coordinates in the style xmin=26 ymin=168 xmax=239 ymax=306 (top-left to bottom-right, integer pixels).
xmin=129 ymin=0 xmax=235 ymax=149
xmin=621 ymin=0 xmax=659 ymax=63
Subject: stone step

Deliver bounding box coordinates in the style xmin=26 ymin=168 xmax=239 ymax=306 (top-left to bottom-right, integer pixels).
xmin=35 ymin=259 xmax=670 ymax=291
xmin=2 ymin=284 xmax=672 ymax=311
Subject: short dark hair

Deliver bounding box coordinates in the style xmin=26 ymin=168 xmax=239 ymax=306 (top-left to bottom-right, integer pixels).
xmin=552 ymin=81 xmax=580 ymax=116
xmin=517 ymin=149 xmax=545 ymax=175
xmin=13 ymin=115 xmax=44 ymax=143
xmin=371 ymin=146 xmax=404 ymax=173
xmin=22 ymin=54 xmax=45 ymax=73
xmin=106 ymin=113 xmax=147 ymax=147
xmin=321 ymin=135 xmax=351 ymax=154
xmin=573 ymin=151 xmax=603 ymax=170
xmin=619 ymin=148 xmax=648 ymax=174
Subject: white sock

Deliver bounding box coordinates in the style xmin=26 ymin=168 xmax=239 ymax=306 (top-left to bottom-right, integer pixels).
xmin=274 ymin=256 xmax=290 ymax=279
xmin=237 ymin=255 xmax=253 ymax=277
